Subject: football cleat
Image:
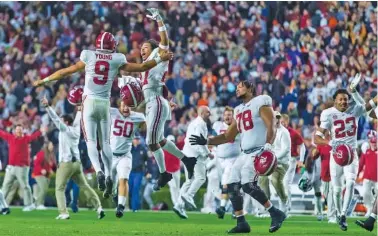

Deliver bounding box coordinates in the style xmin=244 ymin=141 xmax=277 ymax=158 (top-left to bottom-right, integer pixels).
xmin=355 ymin=218 xmax=375 ymax=232
xmin=216 ymin=206 xmax=226 ymax=219
xmin=173 ymin=206 xmax=188 ymax=219
xmin=181 ymin=157 xmax=197 ymax=179
xmin=1 ymin=208 xmax=10 ymax=215
xmin=153 ymin=172 xmax=172 ymax=191
xmin=227 ymin=222 xmax=251 ymax=234
xmin=56 ymin=213 xmax=70 ymax=220
xmin=97 ymin=171 xmax=106 ymax=192
xmin=116 ymin=205 xmax=125 ymax=218
xmin=269 ymin=209 xmax=286 ymax=233
xmin=181 ymin=194 xmax=197 ymax=209
xmin=97 ymin=208 xmax=105 ymax=220
xmin=103 ymin=176 xmax=113 ymax=199
xmin=338 ymin=215 xmax=348 ymax=231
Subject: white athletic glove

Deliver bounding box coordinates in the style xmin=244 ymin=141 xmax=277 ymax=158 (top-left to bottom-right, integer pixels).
xmin=146 ymin=8 xmax=163 ymax=22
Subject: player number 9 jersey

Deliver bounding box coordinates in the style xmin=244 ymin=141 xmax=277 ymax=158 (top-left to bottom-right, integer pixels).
xmin=80 ymin=50 xmax=127 ymax=99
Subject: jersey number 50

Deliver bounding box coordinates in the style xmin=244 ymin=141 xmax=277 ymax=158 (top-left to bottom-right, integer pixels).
xmin=236 ymin=110 xmax=253 ymax=132
xmin=113 ymin=120 xmax=134 ymax=137
xmin=94 ymin=61 xmax=110 ymax=85
xmin=334 ymin=117 xmax=356 ymax=138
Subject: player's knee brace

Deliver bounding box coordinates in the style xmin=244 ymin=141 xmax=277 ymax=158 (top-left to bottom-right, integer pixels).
xmin=221 ymin=185 xmax=228 ymax=195
xmin=242 ymin=182 xmax=269 ymax=205
xmin=227 ymin=182 xmax=243 ymax=211
xmin=315 ymin=192 xmax=322 ymax=198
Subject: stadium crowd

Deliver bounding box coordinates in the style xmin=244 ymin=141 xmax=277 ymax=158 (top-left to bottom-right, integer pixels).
xmin=0 ymin=1 xmax=377 ymax=210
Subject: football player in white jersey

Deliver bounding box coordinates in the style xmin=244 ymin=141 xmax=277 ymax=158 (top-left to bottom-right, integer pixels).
xmin=190 ymin=81 xmax=286 ymax=234
xmin=109 ymin=101 xmax=145 ymax=218
xmin=139 ymin=8 xmax=196 ymax=191
xmin=212 ymin=106 xmax=241 ymax=219
xmin=33 ymin=31 xmax=173 ymax=198
xmin=315 ymin=82 xmax=377 ymax=231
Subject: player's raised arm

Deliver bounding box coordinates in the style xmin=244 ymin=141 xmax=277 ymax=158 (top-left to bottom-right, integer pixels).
xmin=189 ymin=119 xmax=239 ymax=146
xmin=33 ymin=61 xmax=85 ymax=87
xmin=259 ymin=106 xmax=276 ymax=145
xmin=146 ymin=8 xmax=169 ymax=52
xmin=119 ymin=50 xmax=173 ymax=73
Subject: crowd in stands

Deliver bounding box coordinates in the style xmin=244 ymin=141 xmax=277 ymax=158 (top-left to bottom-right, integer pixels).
xmin=0 ymin=1 xmax=377 ymax=208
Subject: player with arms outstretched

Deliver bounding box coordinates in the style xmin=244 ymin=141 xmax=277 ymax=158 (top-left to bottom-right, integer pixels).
xmin=190 ymin=81 xmax=286 ymax=234
xmin=109 ymin=101 xmax=145 ymax=217
xmin=314 ymin=75 xmax=377 ymax=231
xmin=138 ymin=8 xmax=196 ymax=191
xmin=33 ymin=31 xmax=173 ymax=198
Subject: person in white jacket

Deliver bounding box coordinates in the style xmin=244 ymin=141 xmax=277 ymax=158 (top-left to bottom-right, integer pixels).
xmin=259 ymin=111 xmax=291 ymax=214
xmin=41 ymin=96 xmax=104 ymax=220
xmin=173 ymin=106 xmax=212 ymax=219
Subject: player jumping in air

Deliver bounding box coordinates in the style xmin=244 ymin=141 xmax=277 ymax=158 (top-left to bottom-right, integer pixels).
xmin=137 ymin=8 xmax=196 ymax=191
xmin=33 ymin=31 xmax=173 ymax=198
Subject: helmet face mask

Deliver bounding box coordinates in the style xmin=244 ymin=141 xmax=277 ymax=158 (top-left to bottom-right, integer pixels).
xmin=298 ymin=175 xmax=313 ymax=192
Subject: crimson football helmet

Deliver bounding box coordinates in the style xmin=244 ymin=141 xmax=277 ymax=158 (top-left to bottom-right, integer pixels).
xmin=120 ymin=82 xmax=144 ymax=108
xmin=67 ymin=85 xmax=84 ymax=106
xmin=333 ymin=142 xmax=354 ymax=166
xmin=254 ymin=150 xmax=278 ymax=176
xmin=95 ymin=32 xmax=116 ymax=52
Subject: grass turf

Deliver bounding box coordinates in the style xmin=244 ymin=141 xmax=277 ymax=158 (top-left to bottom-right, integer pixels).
xmin=0 ymin=209 xmax=376 ymax=236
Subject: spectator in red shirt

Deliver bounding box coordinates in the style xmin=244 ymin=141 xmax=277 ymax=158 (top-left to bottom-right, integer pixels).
xmin=0 ymin=124 xmax=43 ymax=211
xmin=358 ymin=135 xmax=377 ymax=217
xmin=281 ymin=114 xmax=305 ymax=211
xmin=32 ymin=141 xmax=55 ymax=210
xmin=164 ymin=135 xmax=181 ymax=206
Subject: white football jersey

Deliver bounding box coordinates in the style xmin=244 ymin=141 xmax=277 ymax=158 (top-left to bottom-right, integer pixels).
xmin=110 ymin=108 xmax=145 ymax=155
xmin=234 ymin=95 xmax=272 ymax=152
xmin=140 ymin=48 xmax=169 ymax=99
xmin=80 ymin=50 xmax=127 ymax=99
xmin=320 ymin=104 xmax=366 ymax=149
xmin=212 ymin=121 xmax=241 ymax=158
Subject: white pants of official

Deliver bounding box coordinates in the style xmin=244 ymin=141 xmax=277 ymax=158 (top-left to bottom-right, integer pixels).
xmin=82 ymin=96 xmax=113 ymax=177
xmin=362 ymin=179 xmax=378 ymax=215
xmin=283 ymin=157 xmax=297 ymax=209
xmin=168 ymin=170 xmax=181 ymax=206
xmin=111 ymin=153 xmax=132 ymax=194
xmin=175 ymin=156 xmax=207 ymax=208
xmin=330 ymin=150 xmax=358 ymax=216
xmin=322 ymin=180 xmax=336 ymax=219
xmin=203 ymin=160 xmax=220 ymax=211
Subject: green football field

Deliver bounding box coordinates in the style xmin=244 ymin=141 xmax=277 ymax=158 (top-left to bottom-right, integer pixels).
xmin=0 ymin=209 xmax=376 ymax=236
